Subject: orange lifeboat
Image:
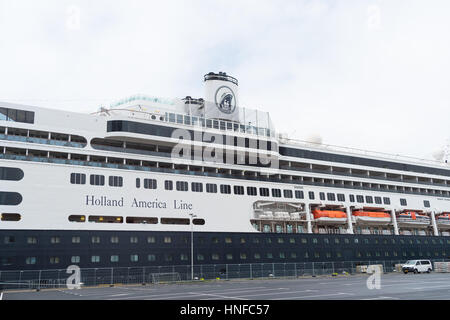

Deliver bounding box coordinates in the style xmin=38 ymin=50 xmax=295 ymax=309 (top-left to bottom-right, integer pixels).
xmin=312 ymin=209 xmax=347 ymax=224
xmin=352 ymin=211 xmax=391 ymax=225
xmin=397 ymin=211 xmax=430 ymax=225
xmin=437 ymin=213 xmax=450 ymax=225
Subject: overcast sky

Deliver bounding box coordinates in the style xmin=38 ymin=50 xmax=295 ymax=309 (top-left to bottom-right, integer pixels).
xmin=0 ymin=0 xmax=449 ymax=161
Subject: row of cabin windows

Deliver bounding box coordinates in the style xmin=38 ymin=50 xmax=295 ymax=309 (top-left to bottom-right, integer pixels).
xmin=70 ymin=174 xmax=431 ymax=208
xmin=0 ymin=107 xmax=34 ymax=124
xmin=21 ymin=249 xmax=448 ymax=265
xmin=68 ymin=215 xmax=205 ymax=226
xmin=7 ymin=235 xmax=448 ymax=246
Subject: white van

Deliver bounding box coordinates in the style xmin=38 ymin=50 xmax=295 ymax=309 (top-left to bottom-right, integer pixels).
xmin=402 ymin=260 xmax=432 ymax=274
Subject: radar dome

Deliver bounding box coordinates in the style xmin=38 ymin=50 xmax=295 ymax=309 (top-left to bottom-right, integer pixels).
xmin=304 ymin=134 xmax=323 ymax=146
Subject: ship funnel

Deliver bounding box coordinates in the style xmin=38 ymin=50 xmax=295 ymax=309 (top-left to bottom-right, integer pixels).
xmin=203 ymin=72 xmax=240 ymax=122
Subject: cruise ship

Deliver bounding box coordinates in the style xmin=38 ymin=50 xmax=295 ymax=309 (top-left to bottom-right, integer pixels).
xmin=1 ymin=72 xmax=450 ymax=271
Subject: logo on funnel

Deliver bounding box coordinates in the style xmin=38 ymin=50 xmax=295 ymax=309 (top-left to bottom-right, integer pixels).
xmin=214 ymin=86 xmax=236 ymax=114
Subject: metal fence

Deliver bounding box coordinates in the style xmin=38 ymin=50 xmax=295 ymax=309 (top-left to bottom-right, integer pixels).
xmin=1 ymin=259 xmax=449 ymax=291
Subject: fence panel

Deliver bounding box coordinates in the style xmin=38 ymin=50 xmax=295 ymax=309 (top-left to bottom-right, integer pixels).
xmin=2 ymin=259 xmax=442 ymax=291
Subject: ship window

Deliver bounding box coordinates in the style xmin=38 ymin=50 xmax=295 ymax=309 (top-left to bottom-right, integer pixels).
xmin=259 ymin=187 xmax=269 ymax=197
xmin=70 ymin=173 xmax=86 ymax=185
xmin=0 ymin=192 xmax=22 ymax=206
xmin=283 ymin=190 xmax=293 ymax=198
xmin=375 ymin=197 xmax=382 ymax=204
xmin=91 ymin=236 xmax=100 ymax=244
xmin=91 ymin=256 xmax=100 ymax=263
xmin=90 ymin=174 xmax=105 ymax=186
xmin=71 ymin=256 xmax=81 ymax=263
xmin=319 ymin=192 xmax=325 ymax=200
xmin=50 ymin=236 xmax=60 ymax=244
xmin=49 ymin=257 xmax=60 ymax=264
xmin=193 ymin=218 xmax=205 ymax=225
xmin=206 ymin=183 xmax=217 ymax=193
xmin=147 ymin=236 xmax=156 ymax=243
xmin=148 ymin=254 xmax=156 ymax=261
xmin=0 ymin=107 xmax=34 ymax=123
xmin=295 ymin=190 xmax=304 ymax=199
xmin=3 ymin=236 xmax=15 ymax=244
xmin=400 ymin=198 xmax=407 ymax=206
xmin=161 ymin=218 xmax=190 ymax=225
xmin=327 ymin=193 xmax=336 ymax=201
xmin=109 ymin=176 xmax=123 ymax=187
xmin=349 ymin=195 xmax=355 ymax=202
xmin=247 ymin=186 xmax=257 ymax=196
xmin=272 ymin=188 xmax=281 ymax=198
xmin=144 ymin=178 xmax=157 ymax=189
xmin=26 ymin=257 xmax=36 ymax=265
xmin=0 ymin=167 xmax=24 ymax=181
xmin=110 ymin=236 xmax=119 ymax=243
xmin=192 ymin=182 xmax=203 ymax=192
xmin=88 ymin=215 xmax=123 ymax=223
xmin=130 ymin=236 xmax=138 ymax=243
xmin=220 ymin=184 xmax=231 ymax=194
xmin=423 ymin=200 xmax=430 ymax=208
xmin=356 ymin=195 xmax=364 ymax=203
xmin=234 ymin=185 xmax=244 ymax=195
xmin=72 ymin=236 xmax=80 ymax=243
xmin=136 ymin=178 xmax=140 ymax=188
xmin=1 ymin=213 xmax=21 ymax=221
xmin=110 ymin=255 xmax=119 ymax=263
xmin=68 ymin=215 xmax=85 ymax=222
xmin=164 ymin=236 xmax=172 ymax=243
xmin=27 ymin=237 xmax=37 ymax=244
xmin=164 ymin=180 xmax=173 ymax=190
xmin=126 ymin=217 xmax=158 ymax=224
xmin=365 ymin=196 xmax=373 ymax=204
xmin=176 ymin=181 xmax=188 ymax=191
xmin=308 ymin=191 xmax=315 ymax=200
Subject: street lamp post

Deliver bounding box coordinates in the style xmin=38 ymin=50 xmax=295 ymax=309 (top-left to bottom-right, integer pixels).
xmin=189 ymin=213 xmax=197 ymax=281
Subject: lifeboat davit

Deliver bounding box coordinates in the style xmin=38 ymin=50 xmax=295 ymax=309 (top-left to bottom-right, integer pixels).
xmin=312 ymin=209 xmax=347 ymax=224
xmin=437 ymin=213 xmax=450 ymax=228
xmin=397 ymin=211 xmax=430 ymax=226
xmin=352 ymin=211 xmax=391 ymax=225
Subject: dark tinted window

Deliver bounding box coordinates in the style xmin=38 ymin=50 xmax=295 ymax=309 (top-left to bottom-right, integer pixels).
xmin=192 ymin=182 xmax=203 ymax=192
xmin=260 ymin=188 xmax=269 ymax=197
xmin=144 ymin=178 xmax=157 ymax=189
xmin=272 ymin=189 xmax=281 ymax=198
xmin=283 ymin=190 xmax=293 ymax=198
xmin=176 ymin=181 xmax=188 ymax=191
xmin=295 ymin=190 xmax=304 ymax=199
xmin=233 ymin=186 xmax=244 ymax=195
xmin=109 ymin=176 xmax=123 ymax=187
xmin=0 ymin=167 xmax=24 ymax=181
xmin=0 ymin=192 xmax=22 ymax=205
xmin=70 ymin=173 xmax=86 ymax=185
xmin=90 ymin=175 xmax=105 ymax=186
xmin=206 ymin=183 xmax=217 ymax=193
xmin=164 ymin=180 xmax=173 ymax=190
xmin=247 ymin=186 xmax=257 ymax=196
xmin=220 ymin=184 xmax=231 ymax=194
